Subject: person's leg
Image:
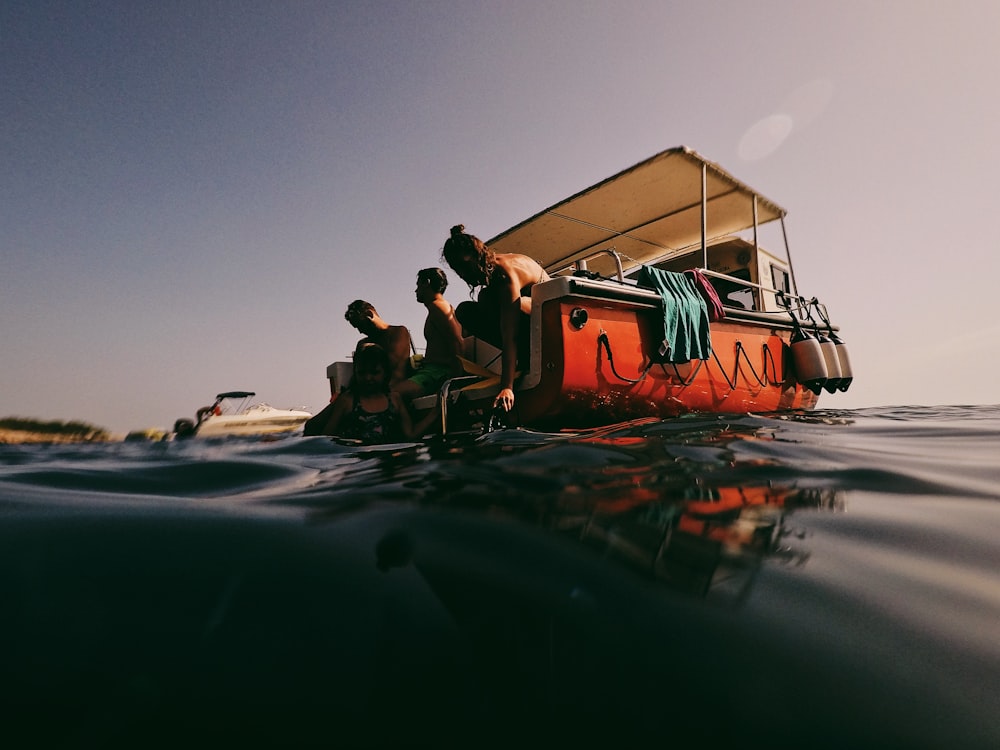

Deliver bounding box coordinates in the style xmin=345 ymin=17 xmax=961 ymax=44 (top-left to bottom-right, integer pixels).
xmin=456 ymin=301 xmax=533 ymax=370
xmin=393 ymin=378 xmax=425 ymax=400
xmin=393 ymin=363 xmax=453 ymax=400
xmin=455 ymin=301 xmax=502 ymax=349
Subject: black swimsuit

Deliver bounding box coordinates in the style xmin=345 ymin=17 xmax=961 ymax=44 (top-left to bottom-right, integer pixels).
xmin=340 ymin=397 xmax=402 ymax=444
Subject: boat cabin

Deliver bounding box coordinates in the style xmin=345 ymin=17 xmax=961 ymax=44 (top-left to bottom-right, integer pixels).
xmin=633 ymin=236 xmax=794 ymax=315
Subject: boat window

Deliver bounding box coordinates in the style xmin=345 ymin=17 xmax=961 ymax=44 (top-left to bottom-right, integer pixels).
xmin=711 ymin=269 xmax=755 ymax=310
xmin=771 ymin=265 xmax=791 ymax=307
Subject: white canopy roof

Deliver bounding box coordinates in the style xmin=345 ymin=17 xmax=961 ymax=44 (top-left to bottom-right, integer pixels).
xmin=488 ymin=146 xmax=787 ymax=277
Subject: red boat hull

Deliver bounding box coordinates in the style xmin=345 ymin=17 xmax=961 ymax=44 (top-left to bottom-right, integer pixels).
xmin=528 ymin=301 xmax=816 ymax=425
xmin=446 ymin=278 xmax=820 ymax=431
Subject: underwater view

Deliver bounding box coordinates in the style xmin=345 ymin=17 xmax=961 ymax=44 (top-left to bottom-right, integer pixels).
xmin=2 ymin=405 xmax=998 ymax=747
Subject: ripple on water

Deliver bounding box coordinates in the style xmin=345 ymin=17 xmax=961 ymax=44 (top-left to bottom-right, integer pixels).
xmin=0 ymin=407 xmax=997 ymax=746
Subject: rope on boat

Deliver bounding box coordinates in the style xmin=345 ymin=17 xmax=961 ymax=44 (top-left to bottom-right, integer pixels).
xmin=810 ymin=298 xmax=837 ymax=336
xmin=599 ymin=330 xmax=780 ymax=391
xmin=657 ymin=359 xmax=704 ymax=386
xmin=711 ymin=347 xmax=739 ymax=390
xmin=762 ymin=343 xmax=782 ymax=385
xmin=781 ymin=293 xmax=831 ymax=338
xmin=597 ymin=329 xmax=651 ymax=384
xmin=711 ymin=341 xmax=780 ymax=389
xmin=734 ymin=341 xmax=769 ymax=387
xmin=803 ymin=297 xmax=824 ymax=329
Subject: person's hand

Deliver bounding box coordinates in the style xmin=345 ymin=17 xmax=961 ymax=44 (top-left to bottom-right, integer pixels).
xmin=494 ymin=388 xmax=515 ymax=412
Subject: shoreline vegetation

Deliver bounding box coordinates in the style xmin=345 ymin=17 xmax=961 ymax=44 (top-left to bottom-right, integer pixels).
xmin=0 ymin=417 xmax=117 ymax=444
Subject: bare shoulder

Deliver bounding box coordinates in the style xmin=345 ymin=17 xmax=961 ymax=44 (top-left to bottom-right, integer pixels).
xmin=329 ymin=392 xmax=353 ymax=417
xmin=497 ymin=252 xmax=547 ymax=284
xmin=428 ymin=298 xmax=455 ymax=319
xmin=388 ymin=324 xmax=411 ymax=345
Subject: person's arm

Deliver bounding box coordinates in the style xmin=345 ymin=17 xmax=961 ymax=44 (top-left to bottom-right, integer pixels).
xmin=315 ymin=394 xmax=351 ymax=436
xmin=495 ymin=283 xmax=521 ymax=412
xmin=435 ymin=302 xmax=464 ymax=350
xmin=388 ymin=328 xmax=412 ymax=386
xmin=494 ymin=257 xmax=547 ymax=412
xmin=410 ymin=405 xmax=441 ymax=438
xmin=428 ymin=301 xmax=464 ymax=367
xmin=392 ymin=392 xmax=416 ymax=439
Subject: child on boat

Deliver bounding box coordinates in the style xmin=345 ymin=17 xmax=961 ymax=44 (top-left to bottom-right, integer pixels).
xmin=304 ymin=344 xmax=417 ymax=443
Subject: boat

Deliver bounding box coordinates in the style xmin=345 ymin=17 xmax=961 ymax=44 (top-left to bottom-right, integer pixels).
xmin=327 ymin=146 xmax=853 ymax=433
xmin=173 ymin=391 xmax=312 ymax=438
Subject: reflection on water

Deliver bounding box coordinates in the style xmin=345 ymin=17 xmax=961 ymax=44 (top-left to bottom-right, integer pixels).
xmin=361 ymin=422 xmax=844 ymax=604
xmin=1 ymin=407 xmax=998 ymax=747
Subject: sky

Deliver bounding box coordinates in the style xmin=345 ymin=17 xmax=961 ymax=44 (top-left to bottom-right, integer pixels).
xmin=3 ymin=0 xmax=999 ymax=434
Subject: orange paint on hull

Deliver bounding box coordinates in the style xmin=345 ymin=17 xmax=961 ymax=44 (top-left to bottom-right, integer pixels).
xmin=516 ymin=299 xmax=818 ymax=428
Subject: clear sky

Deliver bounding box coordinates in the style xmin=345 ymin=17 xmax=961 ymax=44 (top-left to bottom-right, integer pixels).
xmin=3 ymin=1 xmax=998 ymax=434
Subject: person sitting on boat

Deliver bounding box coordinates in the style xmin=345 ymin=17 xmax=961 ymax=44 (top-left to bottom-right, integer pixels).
xmin=442 ymin=224 xmax=549 ymax=414
xmin=304 ymin=344 xmax=415 ymax=443
xmin=194 ymin=402 xmax=223 ymax=425
xmin=344 ymin=299 xmax=413 ymax=388
xmin=393 ymin=267 xmax=464 ymax=400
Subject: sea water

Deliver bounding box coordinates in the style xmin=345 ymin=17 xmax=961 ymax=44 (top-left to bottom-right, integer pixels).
xmin=1 ymin=405 xmax=998 ymax=747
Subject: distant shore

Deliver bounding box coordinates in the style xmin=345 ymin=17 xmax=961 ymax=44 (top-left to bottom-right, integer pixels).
xmin=0 ymin=428 xmax=123 ymax=445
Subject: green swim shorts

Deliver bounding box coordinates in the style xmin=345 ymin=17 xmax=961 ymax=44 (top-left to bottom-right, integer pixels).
xmin=405 ymin=362 xmax=457 ymax=395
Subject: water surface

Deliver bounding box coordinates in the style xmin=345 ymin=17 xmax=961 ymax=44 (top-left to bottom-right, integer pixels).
xmin=2 ymin=405 xmax=998 ymax=747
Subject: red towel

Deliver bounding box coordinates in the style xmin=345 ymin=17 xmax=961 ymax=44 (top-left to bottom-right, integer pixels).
xmin=684 ymin=269 xmax=726 ymax=322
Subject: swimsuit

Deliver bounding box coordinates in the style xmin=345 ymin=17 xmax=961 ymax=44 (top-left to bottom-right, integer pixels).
xmin=339 ymin=396 xmax=403 ymax=444
xmin=406 ymin=362 xmax=458 ymax=394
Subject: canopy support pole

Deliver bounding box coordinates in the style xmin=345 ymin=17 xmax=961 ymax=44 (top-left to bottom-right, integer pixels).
xmin=701 ymin=163 xmax=708 ymax=268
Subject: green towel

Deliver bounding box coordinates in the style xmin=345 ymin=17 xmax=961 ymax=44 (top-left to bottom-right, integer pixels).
xmin=637 ymin=266 xmax=712 ymax=363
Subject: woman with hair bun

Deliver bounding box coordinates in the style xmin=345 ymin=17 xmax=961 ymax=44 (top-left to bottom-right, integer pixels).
xmin=442 ymin=224 xmax=549 ymax=414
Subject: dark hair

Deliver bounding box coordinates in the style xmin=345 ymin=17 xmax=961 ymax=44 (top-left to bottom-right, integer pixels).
xmin=416 ymin=267 xmax=448 ymax=294
xmin=442 ymin=224 xmax=495 ymax=290
xmin=352 ymin=343 xmax=391 ymax=393
xmin=345 ymin=299 xmax=376 ymax=322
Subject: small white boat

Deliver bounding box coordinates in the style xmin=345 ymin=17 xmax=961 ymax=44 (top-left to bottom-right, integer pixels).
xmin=174 ymin=391 xmax=312 ymax=438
